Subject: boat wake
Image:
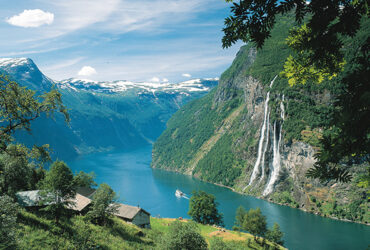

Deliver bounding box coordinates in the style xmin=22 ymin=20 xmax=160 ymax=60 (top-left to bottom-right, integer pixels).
xmin=175 ymin=189 xmax=189 ymax=199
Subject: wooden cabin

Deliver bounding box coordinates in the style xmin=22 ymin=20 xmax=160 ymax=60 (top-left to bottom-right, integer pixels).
xmin=112 ymin=203 xmax=151 ymax=228
xmin=16 ymin=189 xmax=93 ymax=214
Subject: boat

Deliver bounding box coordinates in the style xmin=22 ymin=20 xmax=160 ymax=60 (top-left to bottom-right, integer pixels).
xmin=175 ymin=189 xmax=185 ymax=198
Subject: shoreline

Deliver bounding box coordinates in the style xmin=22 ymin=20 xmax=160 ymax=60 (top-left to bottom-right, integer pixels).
xmin=152 ymin=165 xmax=369 ymax=226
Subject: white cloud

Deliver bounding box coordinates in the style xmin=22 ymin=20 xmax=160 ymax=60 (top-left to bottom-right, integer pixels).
xmin=6 ymin=9 xmax=54 ymax=28
xmin=162 ymin=78 xmax=169 ymax=82
xmin=78 ymin=66 xmax=97 ymax=76
xmin=182 ymin=73 xmax=191 ymax=78
xmin=150 ymin=77 xmax=160 ymax=82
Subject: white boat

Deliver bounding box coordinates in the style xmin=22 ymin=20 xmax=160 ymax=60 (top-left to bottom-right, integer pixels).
xmin=175 ymin=189 xmax=184 ymax=198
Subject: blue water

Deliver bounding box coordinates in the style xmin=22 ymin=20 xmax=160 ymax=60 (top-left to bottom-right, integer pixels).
xmin=68 ymin=146 xmax=370 ymax=250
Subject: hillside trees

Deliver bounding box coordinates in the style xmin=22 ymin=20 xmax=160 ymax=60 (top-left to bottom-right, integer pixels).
xmin=162 ymin=220 xmax=208 ymax=250
xmin=188 ymin=190 xmax=224 ymax=226
xmin=223 ymin=1 xmax=369 ymax=183
xmin=73 ymin=171 xmax=97 ymax=188
xmin=0 ymin=74 xmax=69 ymax=194
xmin=233 ymin=206 xmax=267 ymax=241
xmin=0 ymin=195 xmax=19 ymax=249
xmin=266 ymin=223 xmax=284 ymax=247
xmin=41 ymin=161 xmax=76 ymax=223
xmin=0 ymin=74 xmax=69 ymax=153
xmin=87 ymin=183 xmax=118 ymax=226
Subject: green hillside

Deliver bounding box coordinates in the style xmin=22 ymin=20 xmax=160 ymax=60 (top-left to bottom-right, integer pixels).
xmin=14 ymin=210 xmax=284 ymax=250
xmin=152 ymin=14 xmax=369 ymax=224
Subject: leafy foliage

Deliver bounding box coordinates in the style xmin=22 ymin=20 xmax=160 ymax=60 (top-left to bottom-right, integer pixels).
xmin=307 ymin=18 xmax=370 ymax=182
xmin=87 ymin=183 xmax=118 ymax=226
xmin=73 ymin=171 xmax=97 ymax=188
xmin=223 ymin=0 xmax=368 ymax=83
xmin=233 ymin=206 xmax=267 ymax=241
xmin=188 ymin=190 xmax=224 ymax=226
xmin=162 ymin=220 xmax=208 ymax=250
xmin=0 ymin=74 xmax=69 ymax=153
xmin=266 ymin=223 xmax=284 ymax=246
xmin=0 ymin=195 xmax=19 ymax=249
xmin=41 ymin=161 xmax=76 ymax=223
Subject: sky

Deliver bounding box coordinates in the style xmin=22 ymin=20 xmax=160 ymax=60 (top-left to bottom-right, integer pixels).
xmin=0 ymin=0 xmax=243 ymax=82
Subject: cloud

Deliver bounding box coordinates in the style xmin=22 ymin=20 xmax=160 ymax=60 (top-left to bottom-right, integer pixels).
xmin=182 ymin=73 xmax=191 ymax=78
xmin=78 ymin=66 xmax=97 ymax=76
xmin=6 ymin=9 xmax=54 ymax=28
xmin=150 ymin=77 xmax=160 ymax=82
xmin=162 ymin=78 xmax=169 ymax=82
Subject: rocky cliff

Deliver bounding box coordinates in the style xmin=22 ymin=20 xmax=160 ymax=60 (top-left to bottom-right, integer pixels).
xmin=152 ymin=14 xmax=369 ymax=223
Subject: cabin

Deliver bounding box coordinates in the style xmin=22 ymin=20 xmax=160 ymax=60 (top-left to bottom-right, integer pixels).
xmin=66 ymin=193 xmax=92 ymax=214
xmin=112 ymin=203 xmax=151 ymax=228
xmin=16 ymin=190 xmax=48 ymax=209
xmin=16 ymin=189 xmax=94 ymax=214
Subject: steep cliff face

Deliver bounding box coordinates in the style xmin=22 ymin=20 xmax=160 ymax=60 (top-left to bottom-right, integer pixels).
xmin=152 ymin=14 xmax=369 ymax=223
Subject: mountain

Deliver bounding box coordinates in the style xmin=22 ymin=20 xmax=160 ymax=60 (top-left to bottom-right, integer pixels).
xmin=0 ymin=57 xmax=218 ymax=159
xmin=151 ymin=14 xmax=369 ymax=223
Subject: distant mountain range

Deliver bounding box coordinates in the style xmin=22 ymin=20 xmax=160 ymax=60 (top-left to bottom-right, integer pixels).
xmin=0 ymin=57 xmax=218 ymax=160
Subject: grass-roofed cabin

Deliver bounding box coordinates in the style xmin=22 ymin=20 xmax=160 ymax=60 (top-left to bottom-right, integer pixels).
xmin=112 ymin=203 xmax=151 ymax=228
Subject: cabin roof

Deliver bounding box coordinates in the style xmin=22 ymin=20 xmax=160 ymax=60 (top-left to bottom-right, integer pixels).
xmin=112 ymin=203 xmax=150 ymax=220
xmin=66 ymin=193 xmax=92 ymax=212
xmin=16 ymin=189 xmax=93 ymax=210
xmin=16 ymin=190 xmax=42 ymax=207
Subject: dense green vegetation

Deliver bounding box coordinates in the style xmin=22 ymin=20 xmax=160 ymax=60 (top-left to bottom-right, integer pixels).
xmin=188 ymin=190 xmax=224 ymax=226
xmin=152 ymin=88 xmax=242 ymax=172
xmin=223 ymin=0 xmax=369 ymax=183
xmin=152 ymin=12 xmax=369 ymax=224
xmin=2 ymin=204 xmax=285 ymax=249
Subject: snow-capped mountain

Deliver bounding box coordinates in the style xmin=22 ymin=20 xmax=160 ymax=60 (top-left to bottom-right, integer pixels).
xmin=0 ymin=58 xmax=54 ymax=92
xmin=58 ymin=78 xmax=218 ymax=95
xmin=0 ymin=58 xmax=218 ymax=159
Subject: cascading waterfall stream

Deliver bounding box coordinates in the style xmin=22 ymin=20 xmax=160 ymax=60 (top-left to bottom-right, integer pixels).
xmin=243 ymin=76 xmax=277 ymax=191
xmin=259 ymin=110 xmax=270 ymax=182
xmin=263 ymin=95 xmax=285 ymax=196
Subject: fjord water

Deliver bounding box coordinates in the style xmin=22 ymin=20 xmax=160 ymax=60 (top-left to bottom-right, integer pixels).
xmin=68 ymin=146 xmax=369 ymax=250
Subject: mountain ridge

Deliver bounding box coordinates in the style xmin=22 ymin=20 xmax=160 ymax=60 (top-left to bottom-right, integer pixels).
xmin=0 ymin=57 xmax=218 ymax=160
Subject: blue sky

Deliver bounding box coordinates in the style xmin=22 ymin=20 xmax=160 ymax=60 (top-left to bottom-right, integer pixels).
xmin=0 ymin=0 xmax=243 ymax=82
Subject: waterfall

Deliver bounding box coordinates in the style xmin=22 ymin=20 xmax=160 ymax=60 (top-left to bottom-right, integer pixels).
xmin=263 ymin=95 xmax=285 ymax=196
xmin=243 ymin=76 xmax=277 ymax=191
xmin=259 ymin=110 xmax=270 ymax=182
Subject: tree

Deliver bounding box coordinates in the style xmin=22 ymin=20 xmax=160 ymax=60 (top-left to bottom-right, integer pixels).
xmin=87 ymin=183 xmax=118 ymax=226
xmin=222 ymin=1 xmax=369 ymax=183
xmin=41 ymin=161 xmax=76 ymax=223
xmin=0 ymin=74 xmax=69 ymax=153
xmin=266 ymin=223 xmax=284 ymax=247
xmin=223 ymin=0 xmax=367 ymax=80
xmin=162 ymin=220 xmax=208 ymax=250
xmin=188 ymin=190 xmax=224 ymax=226
xmin=0 ymin=145 xmax=31 ymax=197
xmin=73 ymin=171 xmax=97 ymax=188
xmin=0 ymin=195 xmax=19 ymax=249
xmin=0 ymin=74 xmax=69 ymax=194
xmin=233 ymin=206 xmax=267 ymax=242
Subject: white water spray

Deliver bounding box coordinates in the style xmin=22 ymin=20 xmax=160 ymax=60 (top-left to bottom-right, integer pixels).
xmin=259 ymin=110 xmax=270 ymax=182
xmin=263 ymin=95 xmax=285 ymax=196
xmin=243 ymin=76 xmax=277 ymax=191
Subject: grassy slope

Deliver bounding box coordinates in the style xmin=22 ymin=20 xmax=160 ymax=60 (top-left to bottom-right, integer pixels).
xmin=15 ymin=210 xmax=284 ymax=249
